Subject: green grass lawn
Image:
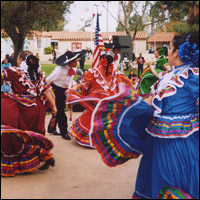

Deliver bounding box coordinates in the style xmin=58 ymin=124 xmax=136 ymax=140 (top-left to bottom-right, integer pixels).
xmin=41 ymin=64 xmax=92 ymax=80
xmin=42 ymin=63 xmax=137 ymax=115
xmin=41 ymin=63 xmax=136 ymax=79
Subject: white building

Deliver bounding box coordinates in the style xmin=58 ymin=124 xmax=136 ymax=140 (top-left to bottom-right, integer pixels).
xmin=1 ymin=30 xmax=147 ymax=62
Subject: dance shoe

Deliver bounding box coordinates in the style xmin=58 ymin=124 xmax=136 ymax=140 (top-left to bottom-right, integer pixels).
xmin=38 ymin=158 xmax=55 ymax=170
xmin=62 ymin=134 xmax=71 ymax=140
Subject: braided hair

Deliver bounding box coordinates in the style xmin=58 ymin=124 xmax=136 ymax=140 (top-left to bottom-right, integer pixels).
xmin=25 ymin=54 xmax=40 ymax=81
xmin=100 ymin=54 xmax=114 ymax=76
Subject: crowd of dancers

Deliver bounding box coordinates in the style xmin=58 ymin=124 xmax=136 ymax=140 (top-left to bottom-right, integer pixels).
xmin=1 ymin=33 xmax=199 ymax=199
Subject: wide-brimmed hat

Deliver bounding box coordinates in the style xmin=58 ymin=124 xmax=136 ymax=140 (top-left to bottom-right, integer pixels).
xmin=104 ymin=40 xmax=130 ymax=49
xmin=55 ymin=50 xmax=86 ymax=66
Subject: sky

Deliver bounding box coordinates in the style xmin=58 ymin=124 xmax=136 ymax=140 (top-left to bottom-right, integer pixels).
xmin=63 ymin=1 xmax=119 ymax=32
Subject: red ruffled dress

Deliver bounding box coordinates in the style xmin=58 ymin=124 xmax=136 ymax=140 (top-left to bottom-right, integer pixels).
xmin=66 ymin=63 xmax=133 ymax=148
xmin=1 ymin=67 xmax=55 ymax=177
xmin=1 ymin=66 xmax=55 ymax=135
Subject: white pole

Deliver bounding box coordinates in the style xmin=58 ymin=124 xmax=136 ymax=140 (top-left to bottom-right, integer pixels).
xmin=107 ymin=1 xmax=108 ymax=32
xmin=91 ymin=8 xmax=93 ymax=48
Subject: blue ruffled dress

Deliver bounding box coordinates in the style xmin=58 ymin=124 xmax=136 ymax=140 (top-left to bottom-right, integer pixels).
xmin=91 ymin=63 xmax=199 ymax=199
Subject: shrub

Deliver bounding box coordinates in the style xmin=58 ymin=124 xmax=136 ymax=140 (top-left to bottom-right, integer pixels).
xmin=44 ymin=46 xmax=53 ymax=55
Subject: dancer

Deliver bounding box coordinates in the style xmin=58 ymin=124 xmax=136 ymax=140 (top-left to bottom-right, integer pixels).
xmin=46 ymin=50 xmax=85 ymax=140
xmin=1 ymin=52 xmax=57 ymax=135
xmin=91 ymin=33 xmax=199 ymax=199
xmin=137 ymin=47 xmax=169 ymax=97
xmin=66 ymin=54 xmax=133 ymax=148
xmin=1 ymin=54 xmax=57 ymax=176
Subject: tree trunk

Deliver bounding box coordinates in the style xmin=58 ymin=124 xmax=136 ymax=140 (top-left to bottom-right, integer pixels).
xmin=5 ymin=27 xmax=26 ymax=66
xmin=131 ymin=27 xmax=137 ymax=53
xmin=188 ymin=2 xmax=199 ymax=26
xmin=12 ymin=38 xmax=25 ymax=66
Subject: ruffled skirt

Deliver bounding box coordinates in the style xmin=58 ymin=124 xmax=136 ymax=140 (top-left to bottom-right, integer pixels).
xmin=91 ymin=85 xmax=199 ymax=198
xmin=1 ymin=125 xmax=54 ymax=177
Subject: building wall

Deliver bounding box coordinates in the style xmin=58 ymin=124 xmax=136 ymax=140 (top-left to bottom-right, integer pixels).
xmin=134 ymin=40 xmax=146 ymax=57
xmin=1 ymin=37 xmax=147 ymax=62
xmin=148 ymin=42 xmax=169 ymax=51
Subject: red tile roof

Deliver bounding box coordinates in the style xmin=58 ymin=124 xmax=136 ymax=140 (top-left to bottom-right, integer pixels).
xmin=34 ymin=31 xmax=146 ymax=41
xmin=148 ymin=32 xmax=180 ymax=43
xmin=1 ymin=29 xmax=146 ymax=41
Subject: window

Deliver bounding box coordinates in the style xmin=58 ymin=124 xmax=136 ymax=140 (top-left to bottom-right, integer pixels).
xmin=71 ymin=43 xmax=82 ymax=52
xmin=51 ymin=41 xmax=58 ymax=49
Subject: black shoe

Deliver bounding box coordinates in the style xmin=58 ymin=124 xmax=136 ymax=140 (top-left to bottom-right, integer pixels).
xmin=38 ymin=158 xmax=55 ymax=170
xmin=52 ymin=131 xmax=60 ymax=136
xmin=48 ymin=128 xmax=60 ymax=136
xmin=48 ymin=126 xmax=56 ymax=134
xmin=62 ymin=134 xmax=71 ymax=140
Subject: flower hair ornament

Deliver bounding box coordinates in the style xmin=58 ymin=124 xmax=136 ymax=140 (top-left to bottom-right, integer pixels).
xmin=99 ymin=57 xmax=108 ymax=68
xmin=178 ymin=34 xmax=199 ymax=65
xmin=99 ymin=58 xmax=114 ymax=76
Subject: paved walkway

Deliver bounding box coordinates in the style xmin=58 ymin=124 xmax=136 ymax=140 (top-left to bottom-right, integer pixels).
xmin=1 ymin=112 xmax=141 ymax=199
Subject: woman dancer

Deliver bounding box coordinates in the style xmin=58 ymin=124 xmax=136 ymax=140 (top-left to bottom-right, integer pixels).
xmin=66 ymin=54 xmax=133 ymax=148
xmin=1 ymin=52 xmax=56 ymax=135
xmin=91 ymin=33 xmax=199 ymax=199
xmin=1 ymin=53 xmax=57 ymax=176
xmin=137 ymin=47 xmax=169 ymax=97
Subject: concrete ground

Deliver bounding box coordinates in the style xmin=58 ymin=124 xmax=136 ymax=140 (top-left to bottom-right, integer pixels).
xmin=1 ymin=112 xmax=141 ymax=199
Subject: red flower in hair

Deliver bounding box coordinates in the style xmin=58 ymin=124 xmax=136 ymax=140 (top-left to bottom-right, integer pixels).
xmin=99 ymin=58 xmax=108 ymax=68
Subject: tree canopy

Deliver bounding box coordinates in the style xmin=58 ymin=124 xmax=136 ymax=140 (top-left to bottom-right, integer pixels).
xmin=1 ymin=1 xmax=73 ymax=65
xmin=150 ymin=1 xmax=199 ymax=33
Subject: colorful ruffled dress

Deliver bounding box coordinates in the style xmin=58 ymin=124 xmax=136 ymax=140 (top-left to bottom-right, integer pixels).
xmin=1 ymin=66 xmax=55 ymax=135
xmin=137 ymin=55 xmax=168 ymax=97
xmin=66 ymin=64 xmax=133 ymax=148
xmin=1 ymin=125 xmax=54 ymax=177
xmin=91 ymin=63 xmax=199 ymax=199
xmin=1 ymin=67 xmax=55 ymax=176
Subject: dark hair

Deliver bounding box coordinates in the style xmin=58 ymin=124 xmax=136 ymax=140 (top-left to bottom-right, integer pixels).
xmin=172 ymin=35 xmax=187 ymax=52
xmin=156 ymin=47 xmax=161 ymax=51
xmin=172 ymin=33 xmax=199 ymax=52
xmin=172 ymin=33 xmax=199 ymax=66
xmin=26 ymin=55 xmax=40 ymax=81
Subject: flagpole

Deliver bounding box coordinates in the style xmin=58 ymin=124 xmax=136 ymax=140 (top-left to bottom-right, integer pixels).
xmin=91 ymin=5 xmax=98 ymax=68
xmin=91 ymin=9 xmax=93 ymax=48
xmin=107 ymin=1 xmax=108 ymax=32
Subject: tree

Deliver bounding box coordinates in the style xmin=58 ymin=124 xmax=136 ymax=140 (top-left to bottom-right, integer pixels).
xmin=102 ymin=1 xmax=167 ymax=51
xmin=79 ymin=18 xmax=92 ymax=31
xmin=1 ymin=1 xmax=73 ymax=66
xmin=115 ymin=1 xmax=151 ymax=51
xmin=150 ymin=1 xmax=199 ymax=34
xmin=116 ymin=13 xmax=144 ymax=32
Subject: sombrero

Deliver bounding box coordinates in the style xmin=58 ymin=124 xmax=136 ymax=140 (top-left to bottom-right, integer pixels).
xmin=55 ymin=50 xmax=86 ymax=66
